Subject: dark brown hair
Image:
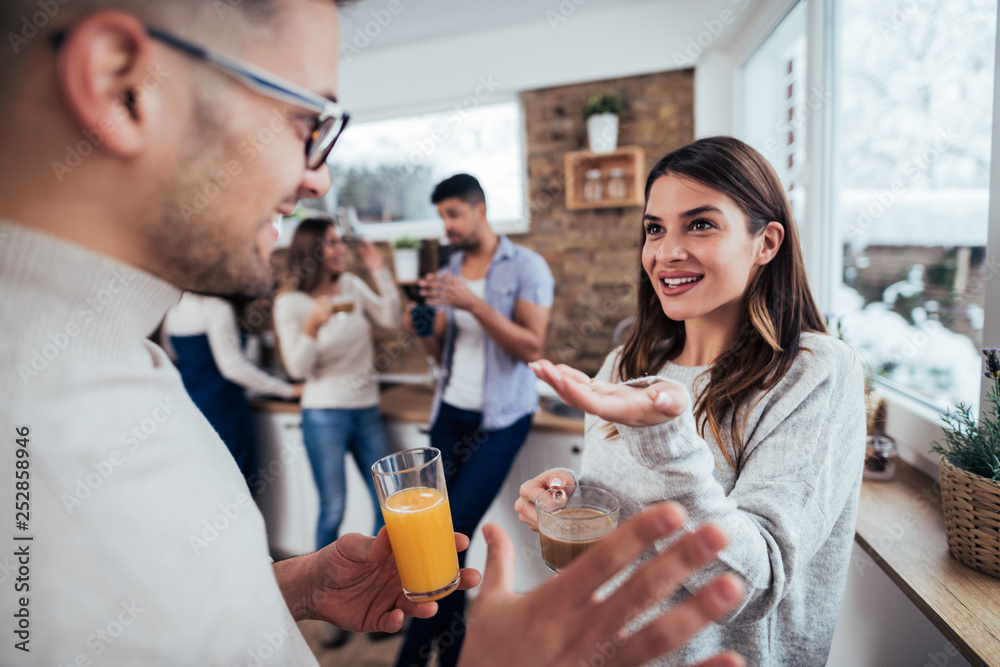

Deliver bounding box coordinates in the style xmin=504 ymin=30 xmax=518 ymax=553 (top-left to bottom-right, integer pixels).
xmin=286 ymin=217 xmax=334 ymax=294
xmin=616 ymin=136 xmax=826 ymax=468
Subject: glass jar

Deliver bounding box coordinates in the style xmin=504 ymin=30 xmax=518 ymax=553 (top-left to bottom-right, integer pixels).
xmin=607 ymin=168 xmax=628 ymax=200
xmin=583 ymin=169 xmax=603 ymax=201
xmin=863 ymin=435 xmax=898 ymax=481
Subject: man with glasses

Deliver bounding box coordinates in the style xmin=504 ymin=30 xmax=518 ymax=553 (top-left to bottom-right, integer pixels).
xmin=0 ymin=2 xmax=744 ymax=665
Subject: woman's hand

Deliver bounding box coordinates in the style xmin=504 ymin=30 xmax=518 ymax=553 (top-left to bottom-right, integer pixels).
xmin=529 ymin=359 xmax=690 ymax=427
xmin=356 ymin=238 xmax=385 ymax=272
xmin=515 ymin=469 xmax=576 ymax=532
xmin=304 ymin=298 xmax=336 ymax=338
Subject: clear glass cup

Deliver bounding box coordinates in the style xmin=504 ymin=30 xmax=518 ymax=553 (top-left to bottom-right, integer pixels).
xmin=864 ymin=435 xmax=898 ymax=481
xmin=330 ymin=296 xmax=355 ymax=318
xmin=583 ymin=169 xmax=604 ymax=201
xmin=536 ymin=485 xmax=620 ymax=573
xmin=371 ymin=448 xmax=460 ymax=602
xmin=607 ymin=168 xmax=628 ymax=200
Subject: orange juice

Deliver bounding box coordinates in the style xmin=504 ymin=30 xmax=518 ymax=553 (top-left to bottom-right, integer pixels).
xmin=382 ymin=487 xmax=459 ymax=601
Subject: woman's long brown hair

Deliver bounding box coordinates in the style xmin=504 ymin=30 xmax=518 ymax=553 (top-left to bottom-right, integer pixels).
xmin=286 ymin=217 xmax=334 ymax=294
xmin=616 ymin=136 xmax=826 ymax=469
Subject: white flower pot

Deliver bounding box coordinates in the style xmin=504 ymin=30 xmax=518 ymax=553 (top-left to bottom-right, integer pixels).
xmin=393 ymin=248 xmax=419 ymax=283
xmin=587 ymin=113 xmax=619 ymax=154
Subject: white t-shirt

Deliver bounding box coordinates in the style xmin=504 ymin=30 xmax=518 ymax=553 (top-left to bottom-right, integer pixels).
xmin=0 ymin=222 xmax=317 ymax=666
xmin=442 ymin=278 xmax=487 ymax=411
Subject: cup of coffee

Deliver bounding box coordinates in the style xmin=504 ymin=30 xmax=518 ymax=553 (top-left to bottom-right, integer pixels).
xmin=536 ymin=485 xmax=619 ymax=573
xmin=331 ymin=297 xmax=355 ymax=318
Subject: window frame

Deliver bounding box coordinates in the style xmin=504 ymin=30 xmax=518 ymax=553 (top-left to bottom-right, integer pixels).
xmin=322 ymin=98 xmax=530 ymax=243
xmin=737 ymin=0 xmax=999 ymax=477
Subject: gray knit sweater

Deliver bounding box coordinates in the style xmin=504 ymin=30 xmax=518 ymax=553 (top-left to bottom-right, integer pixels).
xmin=576 ymin=333 xmax=866 ymax=666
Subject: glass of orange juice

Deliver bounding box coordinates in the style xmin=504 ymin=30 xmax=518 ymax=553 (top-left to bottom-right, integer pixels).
xmin=371 ymin=448 xmax=460 ymax=602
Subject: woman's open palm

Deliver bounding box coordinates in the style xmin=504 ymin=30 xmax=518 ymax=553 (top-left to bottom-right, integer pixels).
xmin=530 ymin=359 xmax=690 ymax=427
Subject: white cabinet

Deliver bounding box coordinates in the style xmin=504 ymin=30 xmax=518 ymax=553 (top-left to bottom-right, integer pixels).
xmin=253 ymin=409 xmax=385 ymax=558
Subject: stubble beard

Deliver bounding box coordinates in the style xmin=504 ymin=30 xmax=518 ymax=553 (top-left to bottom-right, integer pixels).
xmin=155 ymin=93 xmax=275 ymax=299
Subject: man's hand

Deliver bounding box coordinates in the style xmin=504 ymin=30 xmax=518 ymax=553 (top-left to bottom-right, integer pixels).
xmin=276 ymin=529 xmax=481 ymax=633
xmin=529 ymin=359 xmax=690 ymax=427
xmin=458 ymin=504 xmax=745 ymax=667
xmin=420 ymin=273 xmax=480 ymax=311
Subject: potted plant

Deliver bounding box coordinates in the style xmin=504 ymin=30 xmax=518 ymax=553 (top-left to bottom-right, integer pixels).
xmin=391 ymin=236 xmax=421 ymax=283
xmin=582 ymin=92 xmax=621 ymax=154
xmin=932 ymin=347 xmax=1000 ymax=579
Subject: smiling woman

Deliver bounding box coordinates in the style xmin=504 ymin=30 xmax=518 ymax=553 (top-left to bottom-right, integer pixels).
xmin=518 ymin=136 xmax=866 ymax=666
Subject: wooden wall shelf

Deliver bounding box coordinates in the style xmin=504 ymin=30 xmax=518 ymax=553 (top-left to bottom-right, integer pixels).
xmin=564 ymin=146 xmax=645 ymax=210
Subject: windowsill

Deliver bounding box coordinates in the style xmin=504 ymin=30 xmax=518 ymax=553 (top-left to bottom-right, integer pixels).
xmin=879 ymin=384 xmax=949 ymax=480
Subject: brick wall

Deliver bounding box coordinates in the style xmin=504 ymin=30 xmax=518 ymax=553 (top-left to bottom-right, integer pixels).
xmin=516 ymin=68 xmax=695 ymax=374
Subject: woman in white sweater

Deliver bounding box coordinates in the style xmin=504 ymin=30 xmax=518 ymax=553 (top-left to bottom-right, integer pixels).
xmin=516 ymin=137 xmax=866 ymax=666
xmin=274 ymin=217 xmax=401 ymax=548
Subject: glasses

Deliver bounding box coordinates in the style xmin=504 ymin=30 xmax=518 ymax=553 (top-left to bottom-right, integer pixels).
xmin=52 ymin=26 xmax=350 ymax=170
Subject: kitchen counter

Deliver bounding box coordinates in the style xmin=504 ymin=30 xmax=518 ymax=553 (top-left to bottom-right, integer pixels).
xmin=854 ymin=460 xmax=1000 ymax=666
xmin=251 ymin=383 xmax=585 ymax=435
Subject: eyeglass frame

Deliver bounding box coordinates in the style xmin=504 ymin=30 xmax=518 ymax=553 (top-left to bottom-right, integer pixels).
xmin=51 ymin=25 xmax=350 ymax=170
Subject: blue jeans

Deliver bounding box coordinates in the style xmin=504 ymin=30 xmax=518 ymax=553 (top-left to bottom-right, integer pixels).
xmin=394 ymin=402 xmax=533 ymax=667
xmin=300 ymin=406 xmax=390 ymax=549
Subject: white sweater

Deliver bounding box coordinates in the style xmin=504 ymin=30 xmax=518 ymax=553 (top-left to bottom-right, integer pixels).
xmin=575 ymin=334 xmax=866 ymax=666
xmin=0 ymin=221 xmax=317 ymax=665
xmin=163 ymin=292 xmax=297 ymax=398
xmin=273 ymin=269 xmax=400 ymax=410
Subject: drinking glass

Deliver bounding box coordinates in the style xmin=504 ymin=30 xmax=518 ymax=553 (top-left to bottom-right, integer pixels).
xmin=371 ymin=448 xmax=460 ymax=601
xmin=536 ymin=485 xmax=620 ymax=572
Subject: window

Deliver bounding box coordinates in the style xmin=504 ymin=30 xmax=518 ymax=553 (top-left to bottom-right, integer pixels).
xmin=315 ymin=101 xmax=526 ymax=241
xmin=833 ymin=0 xmax=996 ymax=412
xmin=740 ymin=1 xmax=810 ymax=223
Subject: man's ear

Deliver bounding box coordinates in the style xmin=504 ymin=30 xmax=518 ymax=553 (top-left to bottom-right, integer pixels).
xmin=476 ymin=200 xmax=487 ymax=220
xmin=56 ymin=11 xmax=157 ymax=158
xmin=756 ymin=220 xmax=785 ymax=266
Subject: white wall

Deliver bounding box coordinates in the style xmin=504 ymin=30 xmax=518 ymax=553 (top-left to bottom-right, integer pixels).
xmin=827 ymin=545 xmax=973 ymax=667
xmin=337 ymin=0 xmax=759 ymax=134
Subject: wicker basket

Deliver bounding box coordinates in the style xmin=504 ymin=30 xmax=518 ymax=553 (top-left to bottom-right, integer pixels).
xmin=939 ymin=457 xmax=1000 ymax=579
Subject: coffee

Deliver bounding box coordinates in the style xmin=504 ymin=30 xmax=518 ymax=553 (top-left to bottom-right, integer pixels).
xmin=539 ymin=508 xmax=616 ymax=571
xmin=331 ymin=301 xmax=355 ymax=316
